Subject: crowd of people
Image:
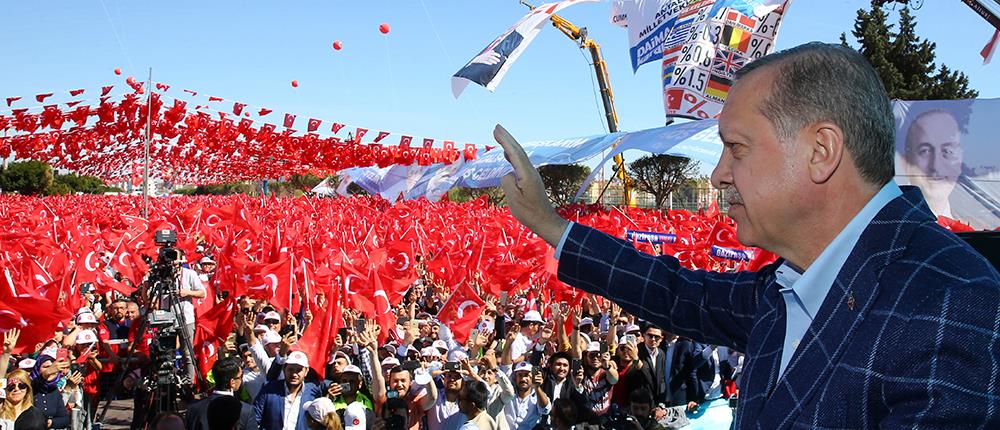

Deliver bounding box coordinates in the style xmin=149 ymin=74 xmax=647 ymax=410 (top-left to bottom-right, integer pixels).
xmin=0 ymin=251 xmax=743 ymax=430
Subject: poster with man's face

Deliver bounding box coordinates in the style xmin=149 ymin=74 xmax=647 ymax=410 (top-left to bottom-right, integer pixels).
xmin=894 ymin=98 xmax=1000 ymax=230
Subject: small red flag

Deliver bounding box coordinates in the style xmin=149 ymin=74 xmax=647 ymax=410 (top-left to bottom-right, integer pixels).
xmin=35 ymin=93 xmax=53 ymax=102
xmin=307 ymin=118 xmax=321 ymax=132
xmin=258 ymin=108 xmax=272 ymax=116
xmin=283 ymin=113 xmax=296 ymax=128
xmin=331 ymin=123 xmax=344 ymax=134
xmin=373 ymin=131 xmax=390 ymax=143
xmin=233 ymin=102 xmax=246 ymax=116
xmin=69 ymin=89 xmax=85 ymax=96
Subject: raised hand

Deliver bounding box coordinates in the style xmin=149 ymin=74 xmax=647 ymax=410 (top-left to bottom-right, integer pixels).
xmin=3 ymin=328 xmax=20 ymax=354
xmin=494 ymin=124 xmax=568 ymax=246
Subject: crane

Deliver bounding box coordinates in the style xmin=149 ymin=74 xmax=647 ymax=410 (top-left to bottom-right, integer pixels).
xmin=519 ymin=1 xmax=635 ymax=206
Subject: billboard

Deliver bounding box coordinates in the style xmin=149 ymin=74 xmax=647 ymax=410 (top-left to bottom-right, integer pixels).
xmin=894 ymin=98 xmax=1000 ymax=230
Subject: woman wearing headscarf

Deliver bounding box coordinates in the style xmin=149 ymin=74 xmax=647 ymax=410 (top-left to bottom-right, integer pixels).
xmin=29 ymin=353 xmax=70 ymax=429
xmin=1 ymin=369 xmax=47 ymax=430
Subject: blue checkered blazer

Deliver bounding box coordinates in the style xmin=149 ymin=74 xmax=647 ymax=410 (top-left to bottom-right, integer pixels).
xmin=558 ymin=187 xmax=1000 ymax=429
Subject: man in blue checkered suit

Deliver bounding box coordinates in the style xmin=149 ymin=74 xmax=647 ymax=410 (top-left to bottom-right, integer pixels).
xmin=492 ymin=42 xmax=1000 ymax=429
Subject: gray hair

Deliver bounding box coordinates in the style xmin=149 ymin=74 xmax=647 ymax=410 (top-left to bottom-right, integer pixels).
xmin=734 ymin=42 xmax=895 ymax=185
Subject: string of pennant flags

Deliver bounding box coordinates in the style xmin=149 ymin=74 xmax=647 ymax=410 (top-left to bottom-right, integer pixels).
xmin=0 ymin=76 xmax=491 ymax=184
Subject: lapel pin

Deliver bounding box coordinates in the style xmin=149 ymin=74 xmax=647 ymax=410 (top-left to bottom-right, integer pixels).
xmin=847 ymin=295 xmax=856 ymax=311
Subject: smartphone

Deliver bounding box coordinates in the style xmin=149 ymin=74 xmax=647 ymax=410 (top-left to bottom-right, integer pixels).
xmin=571 ymin=359 xmax=581 ymax=374
xmin=278 ymin=325 xmax=295 ymax=338
xmin=443 ymin=361 xmax=460 ymax=372
xmin=400 ymin=360 xmax=421 ymax=371
xmin=354 ymin=318 xmax=367 ymax=333
xmin=626 ymin=334 xmax=637 ymax=345
xmin=56 ymin=348 xmax=69 ymax=362
xmin=337 ymin=382 xmax=351 ymax=393
xmin=337 ymin=327 xmax=349 ymax=340
xmin=396 ymin=316 xmax=410 ymax=325
xmin=600 ymin=343 xmax=609 ymax=354
xmin=531 ymin=366 xmax=541 ymax=379
xmin=499 ymin=291 xmax=509 ymax=306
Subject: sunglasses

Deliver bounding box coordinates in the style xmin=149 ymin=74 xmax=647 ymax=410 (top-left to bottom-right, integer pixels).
xmin=644 ymin=333 xmax=663 ymax=340
xmin=6 ymin=381 xmax=28 ymax=391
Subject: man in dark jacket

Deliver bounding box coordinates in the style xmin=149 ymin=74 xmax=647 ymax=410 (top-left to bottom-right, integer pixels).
xmin=186 ymin=357 xmax=256 ymax=430
xmin=540 ymin=352 xmax=592 ymax=424
xmin=253 ymin=351 xmax=324 ymax=430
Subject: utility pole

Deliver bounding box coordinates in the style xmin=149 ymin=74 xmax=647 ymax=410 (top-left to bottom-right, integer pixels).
xmin=142 ymin=68 xmax=152 ymax=217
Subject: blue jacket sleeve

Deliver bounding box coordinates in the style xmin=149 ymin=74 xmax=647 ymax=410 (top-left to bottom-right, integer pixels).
xmin=557 ymin=223 xmax=772 ymax=352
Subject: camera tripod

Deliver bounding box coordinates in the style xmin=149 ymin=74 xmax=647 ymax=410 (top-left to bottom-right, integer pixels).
xmin=92 ymin=268 xmax=203 ymax=430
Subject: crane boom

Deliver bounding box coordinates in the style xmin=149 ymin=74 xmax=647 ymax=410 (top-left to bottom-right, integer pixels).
xmin=521 ymin=1 xmax=634 ymax=206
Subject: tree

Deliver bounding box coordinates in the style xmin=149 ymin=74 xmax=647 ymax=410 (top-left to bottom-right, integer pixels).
xmin=537 ymin=164 xmax=591 ymax=206
xmin=52 ymin=173 xmax=119 ymax=194
xmin=841 ymin=1 xmax=977 ymax=100
xmin=448 ymin=186 xmax=504 ymax=205
xmin=627 ymin=155 xmax=699 ymax=208
xmin=0 ymin=160 xmax=53 ymax=195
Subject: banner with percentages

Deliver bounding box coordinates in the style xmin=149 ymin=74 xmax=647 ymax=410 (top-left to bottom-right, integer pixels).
xmin=662 ymin=0 xmax=791 ymax=119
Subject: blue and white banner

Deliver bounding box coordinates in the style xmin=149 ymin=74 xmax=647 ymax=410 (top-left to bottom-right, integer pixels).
xmin=574 ymin=119 xmax=723 ymax=200
xmin=626 ymin=230 xmax=677 ymax=244
xmin=622 ymin=0 xmax=688 ymax=71
xmin=710 ymin=245 xmax=753 ymax=261
xmin=451 ymin=0 xmax=598 ymax=98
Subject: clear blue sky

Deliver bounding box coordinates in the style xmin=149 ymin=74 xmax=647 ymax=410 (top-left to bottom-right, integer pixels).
xmin=0 ymin=0 xmax=996 ymax=164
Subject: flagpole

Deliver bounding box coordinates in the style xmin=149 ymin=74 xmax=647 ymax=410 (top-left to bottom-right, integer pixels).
xmin=142 ymin=67 xmax=152 ymax=218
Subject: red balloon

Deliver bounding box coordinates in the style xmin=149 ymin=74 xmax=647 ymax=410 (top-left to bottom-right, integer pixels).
xmin=379 ymin=23 xmax=390 ymax=34
xmin=114 ymin=68 xmax=122 ymax=75
xmin=333 ymin=40 xmax=343 ymax=50
xmin=291 ymin=80 xmax=299 ymax=88
xmin=126 ymin=76 xmax=136 ymax=85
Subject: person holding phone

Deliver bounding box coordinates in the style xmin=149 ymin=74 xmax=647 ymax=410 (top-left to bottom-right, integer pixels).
xmin=28 ymin=350 xmax=70 ymax=430
xmin=501 ymin=362 xmax=550 ymax=430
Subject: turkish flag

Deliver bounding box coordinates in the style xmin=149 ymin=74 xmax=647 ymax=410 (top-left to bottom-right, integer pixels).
xmin=0 ymin=294 xmax=72 ymax=354
xmin=296 ymin=272 xmax=339 ymax=379
xmin=422 ymin=138 xmax=434 ymax=148
xmin=666 ymin=88 xmax=685 ymax=111
xmin=436 ymin=282 xmax=484 ymax=344
xmin=308 ymin=118 xmax=321 ymax=132
xmin=72 ymin=249 xmax=103 ymax=284
xmin=233 ymin=102 xmax=246 ymax=116
xmin=283 ymin=113 xmax=296 ymax=128
xmin=373 ymin=131 xmax=390 ymax=143
xmin=399 ymin=135 xmax=412 ymax=147
xmin=463 ymin=144 xmax=477 ymax=161
xmin=256 ymin=258 xmax=294 ymax=311
xmin=331 ymin=123 xmax=344 ymax=134
xmin=708 ymin=221 xmax=741 ymax=248
xmin=355 ymin=128 xmax=368 ymax=141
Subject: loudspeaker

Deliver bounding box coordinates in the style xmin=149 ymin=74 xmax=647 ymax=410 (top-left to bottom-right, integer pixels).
xmin=957 ymin=231 xmax=1000 ymax=271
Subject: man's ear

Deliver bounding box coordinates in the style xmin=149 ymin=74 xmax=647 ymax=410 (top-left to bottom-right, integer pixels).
xmin=807 ymin=121 xmax=844 ymax=184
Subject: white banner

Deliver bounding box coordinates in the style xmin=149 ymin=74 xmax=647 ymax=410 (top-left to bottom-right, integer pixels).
xmin=451 ymin=0 xmax=598 ymax=98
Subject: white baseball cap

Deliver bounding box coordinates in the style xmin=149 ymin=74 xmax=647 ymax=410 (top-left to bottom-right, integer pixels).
xmin=431 ymin=340 xmax=448 ymax=352
xmin=381 ymin=357 xmax=400 ymax=368
xmin=75 ymin=329 xmax=99 ymax=345
xmin=264 ymin=311 xmax=282 ymax=322
xmin=343 ymin=402 xmax=366 ymax=430
xmin=579 ymin=317 xmax=594 ymax=327
xmin=263 ymin=330 xmax=282 ymax=345
xmin=625 ymin=324 xmax=641 ymax=333
xmin=447 ymin=349 xmax=468 ymax=362
xmin=254 ymin=324 xmax=269 ymax=333
xmin=199 ymin=256 xmax=216 ymax=265
xmin=341 ymin=364 xmax=362 ymax=375
xmin=303 ymin=397 xmax=335 ymax=422
xmin=420 ymin=347 xmax=440 ymax=358
xmin=76 ymin=312 xmax=98 ymax=325
xmin=18 ymin=358 xmax=36 ymax=369
xmin=513 ymin=361 xmax=533 ymax=373
xmin=587 ymin=341 xmax=602 ymax=352
xmin=286 ymin=351 xmax=309 ymax=368
xmin=522 ymin=310 xmax=544 ymax=323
